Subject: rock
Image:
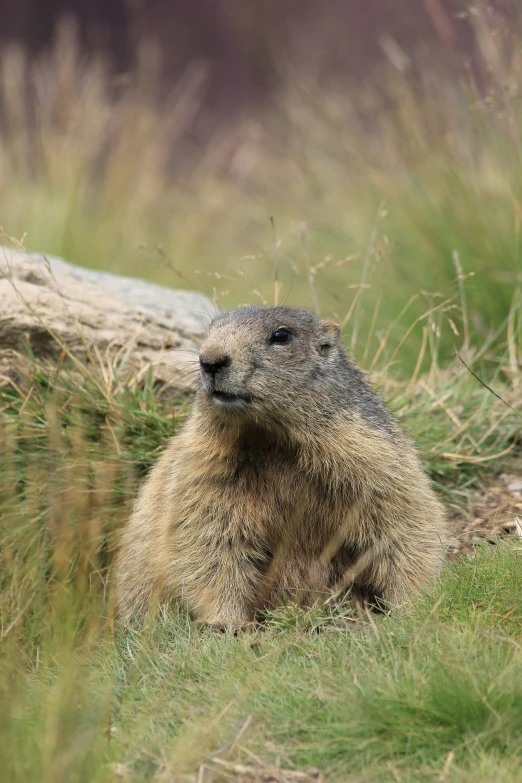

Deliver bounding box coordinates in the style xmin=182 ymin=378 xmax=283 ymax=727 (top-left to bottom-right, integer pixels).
xmin=0 ymin=246 xmax=214 ymax=393
xmin=507 ymin=480 xmax=522 ymax=493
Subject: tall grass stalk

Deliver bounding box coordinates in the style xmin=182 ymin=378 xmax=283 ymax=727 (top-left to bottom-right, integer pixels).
xmin=0 ymin=9 xmax=521 ymax=372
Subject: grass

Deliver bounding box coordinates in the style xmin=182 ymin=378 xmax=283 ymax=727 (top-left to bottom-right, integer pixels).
xmin=1 ymin=11 xmax=522 ymax=373
xmin=1 ymin=4 xmax=522 ymax=781
xmin=104 ymin=544 xmax=522 ymax=783
xmin=0 ymin=333 xmax=521 ymax=782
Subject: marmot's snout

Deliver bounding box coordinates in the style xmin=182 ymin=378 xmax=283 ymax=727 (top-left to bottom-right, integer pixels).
xmin=199 ymin=352 xmax=230 ymax=381
xmin=199 ymin=343 xmax=251 ymax=409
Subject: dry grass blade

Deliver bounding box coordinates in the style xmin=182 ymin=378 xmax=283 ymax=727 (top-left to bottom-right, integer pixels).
xmin=209 ymin=757 xmax=322 ymax=783
xmin=456 ymin=352 xmax=522 ymax=419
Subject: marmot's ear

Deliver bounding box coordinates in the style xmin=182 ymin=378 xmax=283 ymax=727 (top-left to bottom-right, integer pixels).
xmin=321 ymin=319 xmax=341 ymax=342
xmin=318 ymin=319 xmax=341 ymax=354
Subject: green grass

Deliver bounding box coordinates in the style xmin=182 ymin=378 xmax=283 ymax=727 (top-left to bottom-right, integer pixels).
xmin=0 ymin=347 xmax=521 ymax=782
xmin=3 ymin=523 xmax=522 ymax=782
xmin=105 ymin=544 xmax=522 ymax=783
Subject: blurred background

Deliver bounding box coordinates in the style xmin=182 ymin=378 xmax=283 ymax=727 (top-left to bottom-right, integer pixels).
xmin=0 ymin=0 xmax=521 ymax=372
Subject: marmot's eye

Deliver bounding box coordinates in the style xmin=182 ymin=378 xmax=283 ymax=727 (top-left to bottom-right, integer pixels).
xmin=270 ymin=327 xmax=292 ymax=344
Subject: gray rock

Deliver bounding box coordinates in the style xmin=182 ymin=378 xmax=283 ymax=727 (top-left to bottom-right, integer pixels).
xmin=507 ymin=480 xmax=522 ymax=493
xmin=0 ymin=246 xmax=215 ymax=391
xmin=24 ymin=250 xmax=216 ymax=332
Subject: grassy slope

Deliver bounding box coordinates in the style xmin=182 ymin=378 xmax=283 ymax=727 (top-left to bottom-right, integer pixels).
xmin=0 ymin=355 xmax=521 ymax=783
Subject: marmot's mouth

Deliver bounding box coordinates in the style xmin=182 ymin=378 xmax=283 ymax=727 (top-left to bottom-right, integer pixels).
xmin=212 ymin=390 xmax=252 ymax=406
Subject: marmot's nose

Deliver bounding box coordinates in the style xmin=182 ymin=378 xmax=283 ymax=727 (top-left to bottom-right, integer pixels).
xmin=199 ymin=354 xmax=231 ymax=378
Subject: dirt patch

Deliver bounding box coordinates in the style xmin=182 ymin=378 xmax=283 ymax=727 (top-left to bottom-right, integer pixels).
xmin=448 ymin=469 xmax=522 ymax=554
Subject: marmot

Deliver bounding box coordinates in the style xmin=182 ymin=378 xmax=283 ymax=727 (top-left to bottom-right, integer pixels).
xmin=114 ymin=305 xmax=448 ymax=630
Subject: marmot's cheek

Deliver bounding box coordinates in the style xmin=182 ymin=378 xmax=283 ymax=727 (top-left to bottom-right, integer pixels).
xmin=247 ymin=377 xmax=268 ymax=397
xmin=226 ymin=372 xmax=246 ymax=392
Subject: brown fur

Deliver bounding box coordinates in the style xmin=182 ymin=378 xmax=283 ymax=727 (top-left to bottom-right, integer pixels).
xmin=114 ymin=306 xmax=448 ymax=630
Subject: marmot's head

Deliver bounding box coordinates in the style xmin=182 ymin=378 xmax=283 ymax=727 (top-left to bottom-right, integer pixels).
xmin=196 ymin=306 xmax=345 ymax=426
